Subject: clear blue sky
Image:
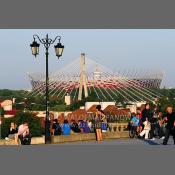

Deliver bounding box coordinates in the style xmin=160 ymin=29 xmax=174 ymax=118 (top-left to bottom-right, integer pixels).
xmin=0 ymin=29 xmax=175 ymax=90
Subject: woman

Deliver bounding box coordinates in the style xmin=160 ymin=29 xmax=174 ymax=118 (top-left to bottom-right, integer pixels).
xmin=94 ymin=105 xmax=106 ymax=142
xmin=15 ymin=122 xmax=31 ymax=145
xmin=5 ymin=122 xmax=18 ymax=140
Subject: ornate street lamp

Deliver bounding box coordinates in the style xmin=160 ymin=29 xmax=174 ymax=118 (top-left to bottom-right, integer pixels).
xmin=54 ymin=41 xmax=64 ymax=58
xmin=30 ymin=39 xmax=40 ymax=57
xmin=30 ymin=34 xmax=64 ymax=144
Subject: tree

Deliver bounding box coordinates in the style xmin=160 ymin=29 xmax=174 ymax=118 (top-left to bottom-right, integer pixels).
xmin=1 ymin=111 xmax=44 ymax=138
xmin=0 ymin=107 xmax=5 ymax=117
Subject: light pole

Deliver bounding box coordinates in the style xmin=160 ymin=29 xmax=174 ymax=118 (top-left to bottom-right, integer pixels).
xmin=30 ymin=34 xmax=64 ymax=144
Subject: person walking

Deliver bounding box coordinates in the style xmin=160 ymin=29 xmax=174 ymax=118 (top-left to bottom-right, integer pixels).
xmin=163 ymin=106 xmax=175 ymax=145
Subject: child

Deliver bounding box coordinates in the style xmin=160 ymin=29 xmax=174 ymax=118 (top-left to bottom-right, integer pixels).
xmin=139 ymin=117 xmax=151 ymax=139
xmin=130 ymin=114 xmax=140 ymax=134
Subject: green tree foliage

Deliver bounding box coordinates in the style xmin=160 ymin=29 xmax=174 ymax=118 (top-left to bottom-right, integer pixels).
xmin=0 ymin=107 xmax=5 ymax=117
xmin=1 ymin=111 xmax=44 ymax=138
xmin=1 ymin=88 xmax=175 ymax=112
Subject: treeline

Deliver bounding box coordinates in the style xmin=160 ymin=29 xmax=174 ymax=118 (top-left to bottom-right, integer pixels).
xmin=1 ymin=88 xmax=175 ymax=112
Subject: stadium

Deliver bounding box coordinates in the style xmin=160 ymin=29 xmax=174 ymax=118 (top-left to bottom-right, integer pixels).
xmin=28 ymin=54 xmax=164 ymax=102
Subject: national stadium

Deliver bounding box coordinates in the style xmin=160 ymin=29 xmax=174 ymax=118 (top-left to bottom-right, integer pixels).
xmin=28 ymin=53 xmax=164 ymax=102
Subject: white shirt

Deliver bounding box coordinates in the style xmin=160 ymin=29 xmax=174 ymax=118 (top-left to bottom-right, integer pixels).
xmin=143 ymin=121 xmax=151 ymax=130
xmin=18 ymin=124 xmax=29 ymax=137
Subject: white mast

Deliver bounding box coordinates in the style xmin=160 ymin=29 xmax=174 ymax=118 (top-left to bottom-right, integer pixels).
xmin=78 ymin=53 xmax=89 ymax=100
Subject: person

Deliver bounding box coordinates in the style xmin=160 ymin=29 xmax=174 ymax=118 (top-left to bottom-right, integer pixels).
xmin=5 ymin=122 xmax=18 ymax=140
xmin=87 ymin=120 xmax=93 ymax=132
xmin=157 ymin=112 xmax=166 ymax=139
xmin=128 ymin=113 xmax=136 ymax=131
xmin=94 ymin=105 xmax=106 ymax=142
xmin=139 ymin=117 xmax=151 ymax=139
xmin=149 ymin=108 xmax=159 ymax=139
xmin=80 ymin=119 xmax=91 ymax=133
xmin=141 ymin=103 xmax=154 ymax=140
xmin=62 ymin=120 xmax=71 ymax=135
xmin=70 ymin=120 xmax=81 ymax=133
xmin=141 ymin=103 xmax=153 ymax=123
xmin=15 ymin=122 xmax=31 ymax=145
xmin=130 ymin=113 xmax=140 ymax=135
xmin=101 ymin=117 xmax=108 ymax=133
xmin=52 ymin=119 xmax=62 ymax=136
xmin=163 ymin=106 xmax=175 ymax=145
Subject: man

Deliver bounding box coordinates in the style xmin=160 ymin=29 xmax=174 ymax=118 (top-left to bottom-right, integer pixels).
xmin=163 ymin=106 xmax=175 ymax=145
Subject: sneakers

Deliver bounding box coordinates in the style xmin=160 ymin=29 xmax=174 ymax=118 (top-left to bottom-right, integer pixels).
xmin=149 ymin=137 xmax=155 ymax=140
xmin=160 ymin=136 xmax=165 ymax=140
xmin=5 ymin=137 xmax=9 ymax=141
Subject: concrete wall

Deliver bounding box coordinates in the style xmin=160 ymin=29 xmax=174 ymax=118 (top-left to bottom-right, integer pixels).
xmin=51 ymin=131 xmax=129 ymax=144
xmin=0 ymin=132 xmax=129 ymax=145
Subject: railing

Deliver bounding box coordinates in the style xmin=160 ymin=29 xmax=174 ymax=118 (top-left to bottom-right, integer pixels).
xmin=108 ymin=123 xmax=128 ymax=132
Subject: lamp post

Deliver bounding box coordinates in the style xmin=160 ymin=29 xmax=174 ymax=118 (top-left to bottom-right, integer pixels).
xmin=30 ymin=34 xmax=64 ymax=144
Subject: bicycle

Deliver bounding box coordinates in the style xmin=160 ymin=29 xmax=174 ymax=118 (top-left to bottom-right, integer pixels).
xmin=129 ymin=125 xmax=138 ymax=138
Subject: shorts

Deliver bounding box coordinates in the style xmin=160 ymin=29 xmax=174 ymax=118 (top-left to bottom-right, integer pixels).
xmin=8 ymin=134 xmax=16 ymax=139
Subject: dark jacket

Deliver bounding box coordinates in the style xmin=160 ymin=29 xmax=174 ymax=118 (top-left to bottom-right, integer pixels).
xmin=71 ymin=122 xmax=81 ymax=133
xmin=165 ymin=112 xmax=175 ymax=129
xmin=52 ymin=123 xmax=62 ymax=135
xmin=142 ymin=109 xmax=153 ymax=123
xmin=8 ymin=128 xmax=18 ymax=135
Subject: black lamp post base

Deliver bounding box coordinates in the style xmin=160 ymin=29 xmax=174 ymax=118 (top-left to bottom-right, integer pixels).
xmin=45 ymin=136 xmax=51 ymax=144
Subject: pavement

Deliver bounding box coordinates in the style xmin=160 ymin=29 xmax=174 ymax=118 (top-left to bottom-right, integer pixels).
xmin=60 ymin=137 xmax=175 ymax=145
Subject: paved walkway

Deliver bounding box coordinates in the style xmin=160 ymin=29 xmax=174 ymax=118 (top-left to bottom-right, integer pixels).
xmin=61 ymin=137 xmax=175 ymax=145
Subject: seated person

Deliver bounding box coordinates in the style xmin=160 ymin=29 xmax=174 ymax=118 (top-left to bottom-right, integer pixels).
xmin=62 ymin=120 xmax=71 ymax=135
xmin=101 ymin=117 xmax=108 ymax=133
xmin=5 ymin=122 xmax=18 ymax=140
xmin=70 ymin=120 xmax=81 ymax=133
xmin=87 ymin=120 xmax=94 ymax=132
xmin=52 ymin=119 xmax=62 ymax=135
xmin=130 ymin=113 xmax=140 ymax=134
xmin=15 ymin=122 xmax=31 ymax=145
xmin=101 ymin=122 xmax=108 ymax=133
xmin=139 ymin=118 xmax=151 ymax=139
xmin=80 ymin=120 xmax=91 ymax=133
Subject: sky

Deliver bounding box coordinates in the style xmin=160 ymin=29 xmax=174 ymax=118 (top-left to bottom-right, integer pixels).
xmin=0 ymin=29 xmax=175 ymax=90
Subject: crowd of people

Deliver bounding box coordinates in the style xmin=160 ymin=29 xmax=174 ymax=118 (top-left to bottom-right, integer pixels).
xmin=50 ymin=104 xmax=108 ymax=142
xmin=5 ymin=103 xmax=175 ymax=145
xmin=129 ymin=103 xmax=175 ymax=145
xmin=5 ymin=105 xmax=108 ymax=144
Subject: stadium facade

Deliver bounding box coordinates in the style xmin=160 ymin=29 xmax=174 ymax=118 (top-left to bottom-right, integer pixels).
xmin=28 ymin=54 xmax=164 ymax=102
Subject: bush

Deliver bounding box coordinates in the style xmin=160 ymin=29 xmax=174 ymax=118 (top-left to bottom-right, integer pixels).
xmin=1 ymin=111 xmax=44 ymax=138
xmin=0 ymin=107 xmax=5 ymax=117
